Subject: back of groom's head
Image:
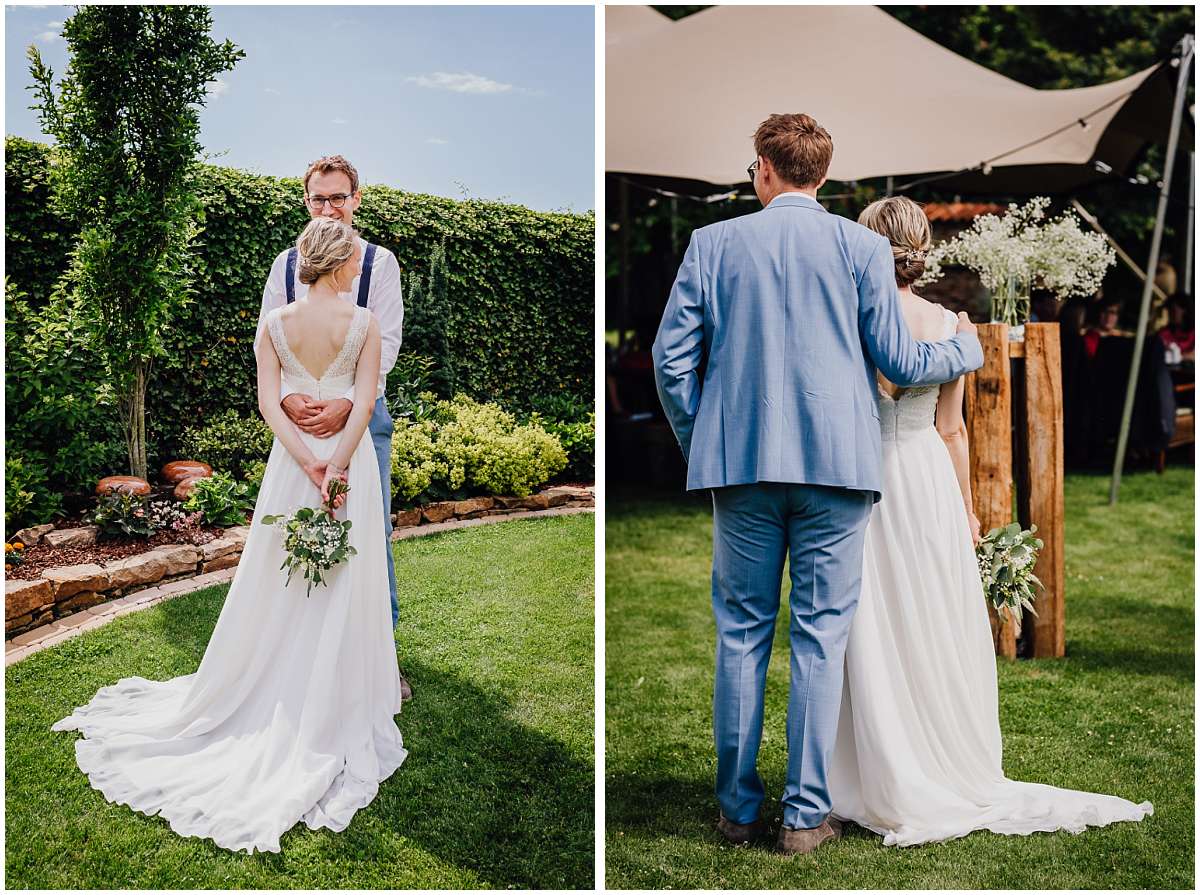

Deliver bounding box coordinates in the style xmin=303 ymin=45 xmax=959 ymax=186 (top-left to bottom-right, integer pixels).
xmin=753 ymin=114 xmax=833 ymax=189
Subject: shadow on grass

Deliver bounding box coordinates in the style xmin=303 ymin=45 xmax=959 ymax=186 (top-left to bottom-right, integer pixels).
xmin=133 ymin=598 xmax=593 ymax=888
xmin=1066 ymin=597 xmax=1192 ymax=684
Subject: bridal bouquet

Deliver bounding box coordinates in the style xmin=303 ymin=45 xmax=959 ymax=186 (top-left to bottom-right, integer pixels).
xmin=976 ymin=522 xmax=1043 ymax=630
xmin=261 ymin=479 xmax=356 ymax=597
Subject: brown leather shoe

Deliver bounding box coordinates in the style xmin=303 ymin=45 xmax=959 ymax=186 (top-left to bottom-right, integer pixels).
xmin=398 ymin=671 xmax=413 ymax=702
xmin=776 ymin=818 xmax=841 ymax=856
xmin=717 ymin=812 xmax=766 ymax=845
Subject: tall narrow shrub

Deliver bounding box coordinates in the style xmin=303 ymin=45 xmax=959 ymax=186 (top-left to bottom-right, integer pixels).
xmin=27 ymin=6 xmax=243 ymax=480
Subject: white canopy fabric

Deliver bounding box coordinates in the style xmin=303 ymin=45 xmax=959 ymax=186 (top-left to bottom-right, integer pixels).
xmin=606 ymin=5 xmax=1182 ymax=192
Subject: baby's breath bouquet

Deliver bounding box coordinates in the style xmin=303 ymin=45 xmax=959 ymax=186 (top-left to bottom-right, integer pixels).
xmin=919 ymin=197 xmax=1114 ymax=327
xmin=976 ymin=522 xmax=1043 ymax=631
xmin=261 ymin=479 xmax=356 ymax=597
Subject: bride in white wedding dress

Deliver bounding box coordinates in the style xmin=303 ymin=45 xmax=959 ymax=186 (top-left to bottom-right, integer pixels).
xmin=53 ymin=218 xmax=407 ymax=854
xmin=828 ymin=197 xmax=1151 ymax=848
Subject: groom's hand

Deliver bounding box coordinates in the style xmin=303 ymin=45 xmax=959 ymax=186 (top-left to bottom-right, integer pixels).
xmin=281 ymin=394 xmax=321 ymax=427
xmin=296 ymin=398 xmax=353 ymax=438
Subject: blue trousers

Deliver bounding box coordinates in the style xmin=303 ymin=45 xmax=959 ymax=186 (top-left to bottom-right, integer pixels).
xmin=368 ymin=397 xmax=399 ymax=628
xmin=711 ymin=482 xmax=873 ymax=830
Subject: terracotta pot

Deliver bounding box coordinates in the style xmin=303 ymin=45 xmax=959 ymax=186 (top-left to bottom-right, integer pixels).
xmin=161 ymin=460 xmax=213 ymax=485
xmin=95 ymin=475 xmax=152 ymax=497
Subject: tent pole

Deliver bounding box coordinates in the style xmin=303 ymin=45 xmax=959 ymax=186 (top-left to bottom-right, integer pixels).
xmin=1185 ymin=152 xmax=1195 ymax=295
xmin=620 ymin=178 xmax=631 ymax=351
xmin=1109 ymin=34 xmax=1195 ymax=505
xmin=1070 ymin=199 xmax=1167 ymax=303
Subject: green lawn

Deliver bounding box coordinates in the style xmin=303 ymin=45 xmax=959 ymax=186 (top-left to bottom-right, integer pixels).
xmin=605 ymin=469 xmax=1193 ymax=889
xmin=6 ymin=514 xmax=595 ymax=889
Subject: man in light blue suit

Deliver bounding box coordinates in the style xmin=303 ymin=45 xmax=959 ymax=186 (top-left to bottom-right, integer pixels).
xmin=652 ymin=114 xmax=983 ymax=855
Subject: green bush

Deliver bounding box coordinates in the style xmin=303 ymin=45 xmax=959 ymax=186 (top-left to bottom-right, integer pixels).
xmin=178 ymin=410 xmax=274 ymax=479
xmin=534 ymin=413 xmax=595 ymax=482
xmin=5 ymin=279 xmax=127 ymax=497
xmin=390 ymin=395 xmax=568 ymax=507
xmin=525 ymin=393 xmax=595 ymax=481
xmin=243 ymin=458 xmax=268 ymax=502
xmin=91 ymin=492 xmax=157 ymax=540
xmin=183 ymin=472 xmax=255 ymax=528
xmin=5 ymin=455 xmax=61 ymax=534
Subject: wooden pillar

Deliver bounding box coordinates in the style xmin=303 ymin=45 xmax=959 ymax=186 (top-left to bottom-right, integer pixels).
xmin=1018 ymin=323 xmax=1066 ymax=657
xmin=965 ymin=323 xmax=1018 ymax=659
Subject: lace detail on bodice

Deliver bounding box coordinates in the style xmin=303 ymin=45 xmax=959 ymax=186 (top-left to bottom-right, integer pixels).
xmin=878 ymin=308 xmax=959 ymax=442
xmin=267 ymin=305 xmax=370 ymax=400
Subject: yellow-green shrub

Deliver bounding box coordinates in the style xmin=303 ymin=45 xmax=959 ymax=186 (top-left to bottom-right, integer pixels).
xmin=390 ymin=395 xmax=567 ymax=507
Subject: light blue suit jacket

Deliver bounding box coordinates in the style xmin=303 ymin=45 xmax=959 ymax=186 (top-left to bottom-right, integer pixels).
xmin=652 ymin=193 xmax=984 ymax=500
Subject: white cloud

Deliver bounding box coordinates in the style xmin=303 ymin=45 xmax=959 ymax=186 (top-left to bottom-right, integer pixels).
xmin=331 ymin=117 xmax=348 ymax=125
xmin=206 ymin=77 xmax=230 ymax=100
xmin=406 ymin=71 xmax=513 ymax=95
xmin=35 ymin=20 xmax=63 ymax=43
xmin=263 ymin=87 xmax=281 ymax=95
xmin=426 ymin=137 xmax=449 ymax=145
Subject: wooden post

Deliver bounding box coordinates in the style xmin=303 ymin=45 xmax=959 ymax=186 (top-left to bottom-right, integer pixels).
xmin=1018 ymin=324 xmax=1066 ymax=657
xmin=965 ymin=323 xmax=1018 ymax=659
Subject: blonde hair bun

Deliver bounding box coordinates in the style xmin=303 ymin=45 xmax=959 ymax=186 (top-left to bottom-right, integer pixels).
xmin=857 ymin=197 xmax=933 ymax=287
xmin=296 ymin=218 xmax=356 ymax=285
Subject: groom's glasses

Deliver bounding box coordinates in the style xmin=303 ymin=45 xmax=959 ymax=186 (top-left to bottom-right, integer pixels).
xmin=746 ymin=159 xmax=759 ymax=182
xmin=305 ymin=193 xmax=352 ymax=209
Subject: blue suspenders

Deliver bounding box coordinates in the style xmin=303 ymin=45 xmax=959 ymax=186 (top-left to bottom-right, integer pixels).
xmin=285 ymin=242 xmax=377 ymax=307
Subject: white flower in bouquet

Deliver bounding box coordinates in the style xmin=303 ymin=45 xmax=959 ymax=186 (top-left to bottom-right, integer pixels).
xmin=1026 ymin=213 xmax=1115 ymax=300
xmin=917 ymin=197 xmax=1115 ymax=322
xmin=261 ymin=479 xmax=356 ymax=597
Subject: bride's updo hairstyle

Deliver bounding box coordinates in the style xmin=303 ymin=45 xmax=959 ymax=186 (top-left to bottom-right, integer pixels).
xmin=296 ymin=218 xmax=357 ymax=285
xmin=858 ymin=197 xmax=932 ymax=288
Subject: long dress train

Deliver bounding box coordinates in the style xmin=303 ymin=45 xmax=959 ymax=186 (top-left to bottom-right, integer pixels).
xmin=52 ymin=305 xmax=407 ymax=854
xmin=828 ymin=307 xmax=1151 ymax=847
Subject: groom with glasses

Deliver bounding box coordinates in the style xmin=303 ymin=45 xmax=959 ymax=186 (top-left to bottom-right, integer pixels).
xmin=254 ymin=154 xmax=412 ymax=701
xmin=654 ymin=113 xmax=981 ymax=855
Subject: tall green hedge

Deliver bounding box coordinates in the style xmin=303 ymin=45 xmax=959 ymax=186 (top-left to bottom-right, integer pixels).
xmin=5 ymin=136 xmax=593 ymax=507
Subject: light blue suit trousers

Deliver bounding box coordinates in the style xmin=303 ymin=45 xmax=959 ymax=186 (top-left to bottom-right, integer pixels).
xmin=712 ymin=482 xmax=872 ymax=829
xmin=368 ymin=397 xmax=399 ymax=628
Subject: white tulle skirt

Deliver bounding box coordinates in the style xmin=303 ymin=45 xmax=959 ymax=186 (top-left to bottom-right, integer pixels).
xmin=829 ymin=426 xmax=1151 ymax=847
xmin=52 ymin=428 xmax=407 ymax=854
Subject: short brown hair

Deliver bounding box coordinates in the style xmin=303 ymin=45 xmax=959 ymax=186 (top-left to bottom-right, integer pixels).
xmin=753 ymin=114 xmax=833 ymax=189
xmin=303 ymin=154 xmax=359 ymax=194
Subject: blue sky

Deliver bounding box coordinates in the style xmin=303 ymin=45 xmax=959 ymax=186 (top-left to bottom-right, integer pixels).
xmin=4 ymin=5 xmax=594 ymax=212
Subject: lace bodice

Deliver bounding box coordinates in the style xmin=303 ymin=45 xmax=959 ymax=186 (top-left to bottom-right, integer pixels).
xmin=878 ymin=308 xmax=959 ymax=442
xmin=266 ymin=305 xmax=370 ymax=400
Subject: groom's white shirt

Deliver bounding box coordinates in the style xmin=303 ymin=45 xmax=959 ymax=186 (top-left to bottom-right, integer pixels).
xmin=253 ymin=235 xmax=404 ymax=404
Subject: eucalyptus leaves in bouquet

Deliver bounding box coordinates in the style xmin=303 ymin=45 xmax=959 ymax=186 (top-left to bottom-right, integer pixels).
xmin=261 ymin=479 xmax=356 ymax=597
xmin=977 ymin=522 xmax=1043 ymax=632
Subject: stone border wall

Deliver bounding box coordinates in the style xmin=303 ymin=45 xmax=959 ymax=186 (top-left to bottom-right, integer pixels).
xmin=5 ymin=485 xmax=593 ymax=639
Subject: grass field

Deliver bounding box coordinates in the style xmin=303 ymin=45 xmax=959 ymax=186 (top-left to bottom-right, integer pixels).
xmin=6 ymin=514 xmax=595 ymax=890
xmin=605 ymin=469 xmax=1193 ymax=889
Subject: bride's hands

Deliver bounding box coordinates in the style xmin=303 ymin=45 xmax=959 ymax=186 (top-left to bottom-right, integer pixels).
xmin=967 ymin=511 xmax=982 ymax=546
xmin=321 ymin=464 xmax=349 ymax=510
xmin=302 ymin=459 xmax=329 ymax=494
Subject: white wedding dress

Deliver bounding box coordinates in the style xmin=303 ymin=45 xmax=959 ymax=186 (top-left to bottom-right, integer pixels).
xmin=53 ymin=305 xmax=407 ymax=854
xmin=828 ymin=307 xmax=1152 ymax=847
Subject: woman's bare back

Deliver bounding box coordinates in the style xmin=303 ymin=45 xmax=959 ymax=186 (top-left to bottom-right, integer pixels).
xmin=279 ymin=299 xmax=358 ymax=381
xmin=878 ymin=291 xmax=950 ymax=400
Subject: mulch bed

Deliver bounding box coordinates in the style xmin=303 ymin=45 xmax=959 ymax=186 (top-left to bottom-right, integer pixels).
xmin=7 ymin=524 xmax=231 ymax=581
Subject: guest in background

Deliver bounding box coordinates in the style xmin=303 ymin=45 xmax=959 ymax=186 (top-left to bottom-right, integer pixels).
xmin=1083 ymin=298 xmax=1129 ymax=359
xmin=1158 ymin=292 xmax=1195 ymax=363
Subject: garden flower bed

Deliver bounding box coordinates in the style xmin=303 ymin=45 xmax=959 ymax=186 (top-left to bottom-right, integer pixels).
xmin=5 ymin=485 xmax=593 ymax=639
